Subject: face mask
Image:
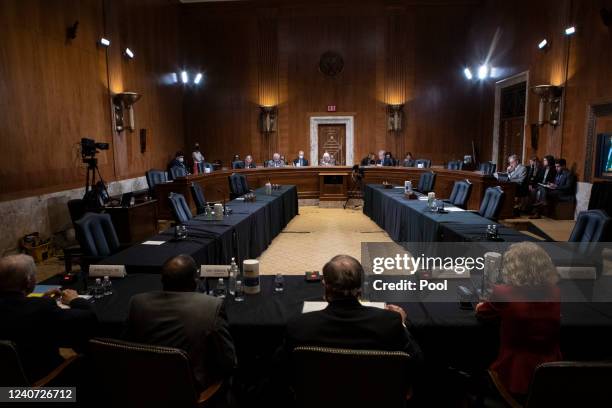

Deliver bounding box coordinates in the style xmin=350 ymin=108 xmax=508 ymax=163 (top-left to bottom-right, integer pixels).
xmin=299 ymin=155 xmax=304 ymax=159
xmin=178 ymin=157 xmax=184 ymax=163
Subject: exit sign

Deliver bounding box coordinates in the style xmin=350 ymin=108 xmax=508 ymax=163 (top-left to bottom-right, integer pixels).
xmin=327 ymin=105 xmax=336 ymax=112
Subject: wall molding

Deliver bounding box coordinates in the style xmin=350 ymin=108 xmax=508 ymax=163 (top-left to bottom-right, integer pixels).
xmin=309 ymin=115 xmax=355 ymax=166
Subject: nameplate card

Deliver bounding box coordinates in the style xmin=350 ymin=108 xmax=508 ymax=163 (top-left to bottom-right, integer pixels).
xmin=89 ymin=265 xmax=126 ymax=278
xmin=200 ymin=265 xmax=230 ymax=278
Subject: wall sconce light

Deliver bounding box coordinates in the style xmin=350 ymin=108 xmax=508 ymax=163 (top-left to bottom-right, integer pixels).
xmin=113 ymin=92 xmax=141 ymax=132
xmin=531 ymin=85 xmax=563 ymax=127
xmin=387 ymin=104 xmax=403 ymax=132
xmin=259 ymin=106 xmax=277 ymax=134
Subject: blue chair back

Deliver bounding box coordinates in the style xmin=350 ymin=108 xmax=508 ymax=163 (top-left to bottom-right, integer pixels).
xmin=168 ymin=193 xmax=193 ymax=224
xmin=448 ymin=180 xmax=472 ymax=208
xmin=479 ymin=162 xmax=497 ymax=175
xmin=190 ymin=182 xmax=207 ymax=215
xmin=417 ymin=171 xmax=436 ymax=193
xmin=74 ymin=213 xmax=120 ymax=257
xmin=415 ymin=159 xmax=431 ymax=168
xmin=228 ymin=173 xmax=250 ymax=199
xmin=569 ymin=210 xmax=610 ymax=243
xmin=145 ymin=170 xmax=168 ymax=195
xmin=170 ymin=166 xmax=187 ymax=179
xmin=478 ymin=186 xmax=505 ymax=220
xmin=232 ymin=161 xmax=245 ymax=169
xmin=447 ymin=160 xmax=463 ymax=170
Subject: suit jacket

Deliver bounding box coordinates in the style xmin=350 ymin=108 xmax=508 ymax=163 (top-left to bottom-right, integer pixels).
xmin=535 ymin=166 xmax=556 ymax=185
xmin=553 ymin=169 xmax=576 ymax=198
xmin=244 ymin=162 xmax=257 ymax=169
xmin=267 ymin=160 xmax=285 ymax=168
xmin=284 ymin=298 xmax=422 ymax=362
xmin=377 ymin=158 xmax=394 ymax=167
xmin=292 ymin=158 xmax=309 ymax=166
xmin=507 ymin=164 xmax=527 ymax=184
xmin=361 ymin=157 xmax=375 ymax=166
xmin=476 ymin=284 xmax=561 ymax=396
xmin=0 ymin=292 xmax=97 ymax=382
xmin=402 ymin=159 xmax=415 ymax=167
xmin=126 ymin=291 xmax=236 ymax=391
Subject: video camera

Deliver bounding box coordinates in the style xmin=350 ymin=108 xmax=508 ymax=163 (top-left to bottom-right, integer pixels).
xmin=80 ymin=137 xmax=109 ymax=158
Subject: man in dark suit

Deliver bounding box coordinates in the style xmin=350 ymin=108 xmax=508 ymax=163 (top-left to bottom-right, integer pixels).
xmin=376 ymin=150 xmax=394 ymax=166
xmin=293 ymin=150 xmax=309 ymax=167
xmin=531 ymin=158 xmax=576 ymax=218
xmin=0 ymin=254 xmax=97 ymax=383
xmin=283 ymin=255 xmax=422 ymax=359
xmin=126 ymin=254 xmax=236 ymax=392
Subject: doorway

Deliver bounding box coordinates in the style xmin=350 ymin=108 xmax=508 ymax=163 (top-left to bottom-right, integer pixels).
xmin=318 ymin=124 xmax=346 ymax=165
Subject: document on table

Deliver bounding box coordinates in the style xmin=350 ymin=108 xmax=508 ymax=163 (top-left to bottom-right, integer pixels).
xmin=302 ymin=301 xmax=386 ymax=313
xmin=444 ymin=206 xmax=465 ymax=212
xmin=57 ymin=295 xmax=93 ymax=309
xmin=142 ymin=240 xmax=166 ymax=245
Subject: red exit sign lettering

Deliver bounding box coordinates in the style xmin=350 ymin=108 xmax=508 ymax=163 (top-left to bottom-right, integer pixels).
xmin=327 ymin=105 xmax=336 ymax=112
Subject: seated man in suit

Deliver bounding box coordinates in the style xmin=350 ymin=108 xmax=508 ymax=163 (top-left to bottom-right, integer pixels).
xmin=0 ymin=254 xmax=97 ymax=383
xmin=320 ymin=151 xmax=336 ymax=166
xmin=126 ymin=254 xmax=236 ymax=392
xmin=376 ymin=150 xmax=394 ymax=166
xmin=402 ymin=152 xmax=415 ymax=167
xmin=293 ymin=150 xmax=309 ymax=167
xmin=167 ymin=151 xmax=189 ymax=180
xmin=244 ymin=154 xmax=257 ymax=169
xmin=360 ymin=153 xmax=376 ymax=166
xmin=531 ymin=158 xmax=576 ymax=218
xmin=498 ymin=154 xmax=526 ymax=184
xmin=283 ymin=255 xmax=422 ymax=359
xmin=268 ymin=153 xmax=285 ymax=168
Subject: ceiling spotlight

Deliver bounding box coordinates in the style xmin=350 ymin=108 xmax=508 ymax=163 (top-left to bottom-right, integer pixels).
xmin=463 ymin=68 xmax=473 ymax=80
xmin=565 ymin=26 xmax=576 ymax=35
xmin=538 ymin=39 xmax=548 ymax=49
xmin=194 ymin=73 xmax=203 ymax=84
xmin=477 ymin=64 xmax=488 ymax=80
xmin=124 ymin=48 xmax=134 ymax=58
xmin=181 ymin=71 xmax=189 ymax=84
xmin=171 ymin=72 xmax=178 ymax=83
xmin=99 ymin=38 xmax=110 ymax=47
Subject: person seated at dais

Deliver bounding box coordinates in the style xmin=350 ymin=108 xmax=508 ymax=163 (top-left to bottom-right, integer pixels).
xmin=402 ymin=152 xmax=415 ymax=167
xmin=268 ymin=153 xmax=285 ymax=168
xmin=293 ymin=150 xmax=309 ymax=167
xmin=244 ymin=154 xmax=256 ymax=169
xmin=320 ymin=151 xmax=336 ymax=166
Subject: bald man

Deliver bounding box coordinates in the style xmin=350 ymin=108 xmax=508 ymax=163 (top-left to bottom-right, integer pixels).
xmin=126 ymin=254 xmax=236 ymax=392
xmin=0 ymin=255 xmax=97 ymax=382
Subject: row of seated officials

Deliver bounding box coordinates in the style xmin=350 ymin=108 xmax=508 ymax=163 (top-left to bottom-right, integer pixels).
xmin=0 ymin=242 xmax=575 ymax=406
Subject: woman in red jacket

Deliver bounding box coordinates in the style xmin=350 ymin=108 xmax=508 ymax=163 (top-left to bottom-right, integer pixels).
xmin=476 ymin=242 xmax=561 ymax=401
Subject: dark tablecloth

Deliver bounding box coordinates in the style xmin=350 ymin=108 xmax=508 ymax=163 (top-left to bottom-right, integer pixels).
xmin=99 ymin=185 xmax=298 ymax=273
xmin=363 ymin=184 xmax=534 ymax=242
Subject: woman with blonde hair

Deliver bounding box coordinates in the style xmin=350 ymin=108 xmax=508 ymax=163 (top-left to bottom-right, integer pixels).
xmin=476 ymin=242 xmax=561 ymax=402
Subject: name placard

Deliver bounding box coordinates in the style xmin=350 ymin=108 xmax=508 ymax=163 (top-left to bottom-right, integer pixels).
xmin=200 ymin=265 xmax=230 ymax=278
xmin=89 ymin=264 xmax=126 ymax=278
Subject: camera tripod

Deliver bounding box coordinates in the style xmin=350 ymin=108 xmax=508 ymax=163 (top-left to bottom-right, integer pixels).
xmin=343 ymin=169 xmax=364 ymax=209
xmin=82 ymin=157 xmax=110 ymax=207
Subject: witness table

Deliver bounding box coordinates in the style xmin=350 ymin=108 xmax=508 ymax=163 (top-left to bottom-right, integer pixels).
xmin=363 ymin=184 xmax=532 ymax=242
xmin=99 ymin=185 xmax=298 ymax=273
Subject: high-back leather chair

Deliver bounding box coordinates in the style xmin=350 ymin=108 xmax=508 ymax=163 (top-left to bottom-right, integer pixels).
xmin=232 ymin=160 xmax=245 ymax=169
xmin=145 ymin=169 xmax=168 ymax=195
xmin=479 ymin=162 xmax=497 ymax=175
xmin=447 ymin=180 xmax=472 ymax=209
xmin=170 ymin=166 xmax=187 ymax=180
xmin=291 ymin=346 xmax=413 ymax=408
xmin=67 ymin=199 xmax=88 ymax=223
xmin=478 ymin=186 xmax=505 ymax=220
xmin=414 ymin=159 xmax=431 ymax=168
xmin=569 ymin=210 xmax=610 ymax=243
xmin=190 ymin=183 xmax=207 ymax=215
xmin=89 ymin=338 xmax=222 ymax=408
xmin=168 ymin=193 xmax=193 ymax=224
xmin=228 ymin=173 xmax=250 ymax=200
xmin=74 ymin=213 xmax=120 ymax=257
xmin=417 ymin=171 xmax=436 ymax=194
xmin=447 ymin=160 xmax=463 ymax=170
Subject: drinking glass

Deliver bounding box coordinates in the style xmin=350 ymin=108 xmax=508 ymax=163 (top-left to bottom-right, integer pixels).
xmin=274 ymin=273 xmax=285 ymax=293
xmin=234 ymin=280 xmax=245 ymax=302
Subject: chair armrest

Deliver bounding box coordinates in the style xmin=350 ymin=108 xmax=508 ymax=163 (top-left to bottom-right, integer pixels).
xmin=33 ymin=355 xmax=80 ymax=387
xmin=197 ymin=380 xmax=223 ymax=406
xmin=487 ymin=370 xmax=522 ymax=408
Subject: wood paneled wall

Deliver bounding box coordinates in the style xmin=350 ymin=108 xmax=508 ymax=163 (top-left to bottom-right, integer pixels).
xmin=0 ymin=0 xmax=184 ymax=201
xmin=181 ymin=1 xmax=485 ymax=167
xmin=469 ymin=0 xmax=612 ymax=180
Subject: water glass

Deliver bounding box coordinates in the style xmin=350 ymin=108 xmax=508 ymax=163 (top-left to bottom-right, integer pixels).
xmin=274 ymin=273 xmax=285 ymax=293
xmin=215 ymin=278 xmax=226 ymax=298
xmin=234 ymin=280 xmax=245 ymax=302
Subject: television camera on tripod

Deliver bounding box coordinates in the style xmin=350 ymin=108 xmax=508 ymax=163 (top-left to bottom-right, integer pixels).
xmin=344 ymin=164 xmax=365 ymax=209
xmin=80 ymin=137 xmax=111 ymax=208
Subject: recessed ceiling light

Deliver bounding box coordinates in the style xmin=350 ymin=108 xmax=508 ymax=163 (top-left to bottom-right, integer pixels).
xmin=463 ymin=68 xmax=473 ymax=80
xmin=565 ymin=26 xmax=576 ymax=35
xmin=125 ymin=48 xmax=134 ymax=58
xmin=538 ymin=39 xmax=548 ymax=49
xmin=99 ymin=38 xmax=110 ymax=47
xmin=194 ymin=73 xmax=203 ymax=84
xmin=181 ymin=71 xmax=189 ymax=84
xmin=477 ymin=64 xmax=488 ymax=80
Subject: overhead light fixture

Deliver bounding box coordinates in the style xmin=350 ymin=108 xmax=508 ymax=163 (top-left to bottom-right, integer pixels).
xmin=124 ymin=48 xmax=134 ymax=58
xmin=477 ymin=64 xmax=489 ymax=80
xmin=463 ymin=67 xmax=473 ymax=80
xmin=564 ymin=26 xmax=576 ymax=35
xmin=181 ymin=71 xmax=189 ymax=84
xmin=171 ymin=72 xmax=178 ymax=83
xmin=194 ymin=72 xmax=203 ymax=84
xmin=538 ymin=39 xmax=549 ymax=49
xmin=99 ymin=38 xmax=110 ymax=47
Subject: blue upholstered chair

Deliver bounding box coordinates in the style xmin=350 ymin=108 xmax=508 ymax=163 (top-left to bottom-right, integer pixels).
xmin=232 ymin=160 xmax=245 ymax=169
xmin=447 ymin=160 xmax=463 ymax=170
xmin=190 ymin=182 xmax=207 ymax=215
xmin=145 ymin=169 xmax=168 ymax=195
xmin=569 ymin=210 xmax=610 ymax=243
xmin=477 ymin=186 xmax=505 ymax=220
xmin=416 ymin=171 xmax=436 ymax=194
xmin=479 ymin=162 xmax=497 ymax=175
xmin=168 ymin=193 xmax=193 ymax=224
xmin=446 ymin=179 xmax=472 ymax=209
xmin=169 ymin=166 xmax=187 ymax=180
xmin=414 ymin=159 xmax=431 ymax=168
xmin=228 ymin=173 xmax=250 ymax=199
xmin=74 ymin=213 xmax=120 ymax=257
